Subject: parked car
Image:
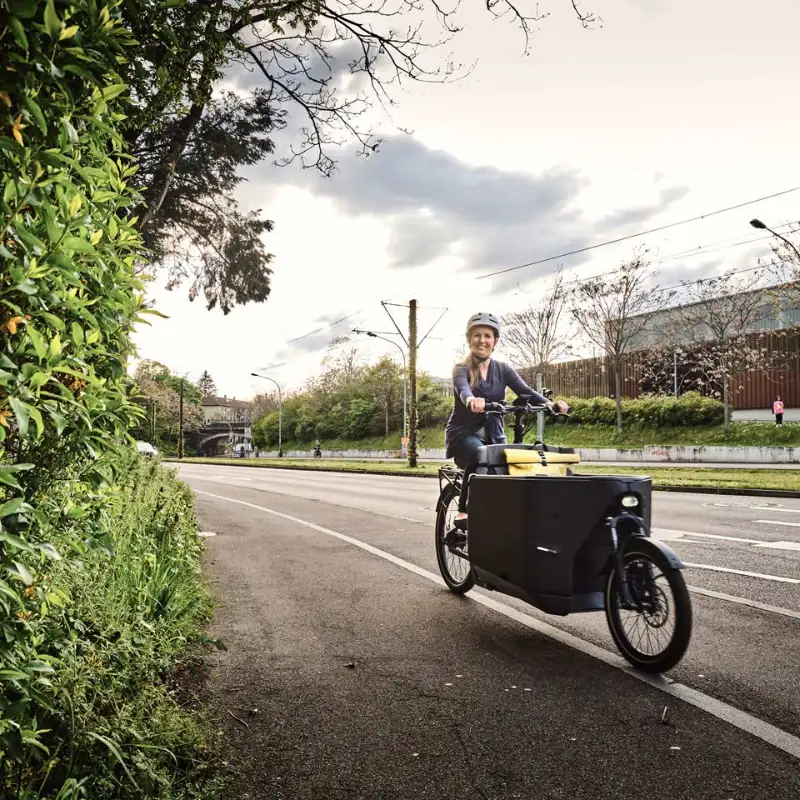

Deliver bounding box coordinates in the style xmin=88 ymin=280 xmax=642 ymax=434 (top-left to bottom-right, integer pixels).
xmin=136 ymin=441 xmax=158 ymax=458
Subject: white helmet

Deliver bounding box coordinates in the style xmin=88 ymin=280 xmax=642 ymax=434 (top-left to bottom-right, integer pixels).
xmin=466 ymin=312 xmax=500 ymax=339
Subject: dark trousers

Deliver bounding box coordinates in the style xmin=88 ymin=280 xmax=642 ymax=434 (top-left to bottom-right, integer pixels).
xmin=452 ymin=435 xmax=486 ymax=513
xmin=776 ymin=413 xmax=783 ymax=425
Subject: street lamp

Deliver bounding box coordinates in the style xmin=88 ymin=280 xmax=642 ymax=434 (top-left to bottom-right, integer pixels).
xmin=353 ymin=328 xmax=407 ymax=448
xmin=250 ymin=372 xmax=283 ymax=457
xmin=750 ymin=218 xmax=800 ymax=262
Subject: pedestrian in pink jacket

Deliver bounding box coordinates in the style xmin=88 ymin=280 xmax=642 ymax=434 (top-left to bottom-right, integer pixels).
xmin=772 ymin=395 xmax=784 ymax=425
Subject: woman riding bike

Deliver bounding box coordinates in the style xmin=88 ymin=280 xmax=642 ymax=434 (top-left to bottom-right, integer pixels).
xmin=445 ymin=312 xmax=569 ymax=527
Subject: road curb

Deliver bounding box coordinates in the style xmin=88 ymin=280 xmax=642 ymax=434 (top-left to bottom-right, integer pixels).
xmin=167 ymin=459 xmax=800 ymax=498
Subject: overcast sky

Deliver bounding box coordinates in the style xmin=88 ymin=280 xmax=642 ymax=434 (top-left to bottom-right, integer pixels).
xmin=132 ymin=0 xmax=800 ymax=400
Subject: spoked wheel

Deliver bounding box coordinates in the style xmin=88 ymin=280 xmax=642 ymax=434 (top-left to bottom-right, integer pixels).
xmin=605 ymin=544 xmax=692 ymax=673
xmin=435 ymin=483 xmax=475 ymax=595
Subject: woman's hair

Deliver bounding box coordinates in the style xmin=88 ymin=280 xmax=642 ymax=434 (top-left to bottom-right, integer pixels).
xmin=461 ymin=354 xmax=481 ymax=388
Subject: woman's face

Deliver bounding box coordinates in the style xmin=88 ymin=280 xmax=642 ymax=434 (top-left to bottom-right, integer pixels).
xmin=468 ymin=326 xmax=498 ymax=360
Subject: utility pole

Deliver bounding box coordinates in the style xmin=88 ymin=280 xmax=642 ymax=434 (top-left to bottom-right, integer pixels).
xmin=177 ymin=379 xmax=185 ymax=459
xmin=381 ymin=299 xmax=448 ymax=468
xmin=408 ymin=299 xmax=418 ymax=467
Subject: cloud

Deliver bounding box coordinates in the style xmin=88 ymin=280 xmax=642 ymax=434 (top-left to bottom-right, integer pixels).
xmin=258 ymin=134 xmax=696 ymax=295
xmin=274 ymin=134 xmax=593 ymax=290
xmin=598 ymin=185 xmax=691 ymax=230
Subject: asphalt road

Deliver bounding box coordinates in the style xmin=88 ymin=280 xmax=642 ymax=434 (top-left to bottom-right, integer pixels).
xmin=178 ymin=463 xmax=800 ymax=798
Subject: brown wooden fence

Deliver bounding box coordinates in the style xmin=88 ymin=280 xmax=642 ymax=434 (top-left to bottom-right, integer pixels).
xmin=535 ymin=328 xmax=800 ymax=409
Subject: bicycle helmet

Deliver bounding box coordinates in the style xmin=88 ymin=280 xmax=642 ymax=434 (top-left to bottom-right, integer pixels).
xmin=466 ymin=312 xmax=501 ymax=339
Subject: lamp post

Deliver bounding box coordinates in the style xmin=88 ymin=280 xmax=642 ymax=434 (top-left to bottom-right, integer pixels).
xmin=750 ymin=218 xmax=800 ymax=262
xmin=353 ymin=328 xmax=407 ymax=450
xmin=250 ymin=372 xmax=283 ymax=457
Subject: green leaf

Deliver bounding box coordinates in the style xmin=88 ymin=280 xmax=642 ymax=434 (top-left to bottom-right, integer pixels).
xmin=22 ymin=95 xmax=46 ymax=136
xmin=59 ymin=24 xmax=79 ymax=41
xmin=61 ymin=118 xmax=79 ymax=145
xmin=28 ymin=405 xmax=44 ymax=438
xmin=0 ymin=529 xmax=36 ymax=553
xmin=62 ymin=236 xmax=94 ymax=253
xmin=100 ymin=83 xmax=128 ymax=101
xmin=45 ymin=407 xmax=67 ymax=434
xmin=50 ymin=333 xmax=62 ymax=357
xmin=29 ymin=371 xmax=51 ymax=390
xmin=44 ymin=0 xmax=61 ymax=38
xmin=0 ymin=669 xmax=29 ymax=682
xmin=0 ymin=470 xmax=21 ymax=490
xmin=27 ymin=327 xmax=48 ymax=361
xmin=40 ymin=312 xmax=65 ymax=332
xmin=71 ymin=322 xmax=84 ymax=346
xmin=12 ymin=561 xmax=34 ymax=586
xmin=8 ymin=397 xmax=29 ymax=437
xmin=8 ymin=17 xmax=29 ymax=50
xmin=8 ymin=0 xmax=37 ymax=18
xmin=0 ymin=497 xmax=25 ymax=518
xmin=36 ymin=542 xmax=61 ymax=560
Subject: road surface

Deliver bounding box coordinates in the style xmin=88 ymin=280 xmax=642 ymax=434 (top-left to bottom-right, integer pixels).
xmin=178 ymin=463 xmax=800 ymax=798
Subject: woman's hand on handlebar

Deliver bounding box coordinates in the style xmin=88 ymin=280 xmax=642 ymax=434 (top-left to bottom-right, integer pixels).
xmin=466 ymin=397 xmax=486 ymax=414
xmin=548 ymin=399 xmax=571 ymax=415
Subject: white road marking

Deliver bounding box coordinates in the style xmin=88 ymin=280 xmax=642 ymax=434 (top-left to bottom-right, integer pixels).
xmin=687 ymin=586 xmax=800 ymax=620
xmin=751 ymin=506 xmax=800 ymax=514
xmin=655 ymin=528 xmax=764 ymax=545
xmin=754 ymin=519 xmax=800 ymax=528
xmin=683 ymin=563 xmax=800 ymax=584
xmin=754 ymin=540 xmax=800 ymax=552
xmin=195 ymin=489 xmax=800 ymax=761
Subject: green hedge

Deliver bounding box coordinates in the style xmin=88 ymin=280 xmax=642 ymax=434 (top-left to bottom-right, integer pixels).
xmin=558 ymin=392 xmax=724 ymax=427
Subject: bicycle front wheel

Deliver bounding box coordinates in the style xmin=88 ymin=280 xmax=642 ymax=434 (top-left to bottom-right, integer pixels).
xmin=605 ymin=544 xmax=692 ymax=673
xmin=435 ymin=483 xmax=474 ymax=595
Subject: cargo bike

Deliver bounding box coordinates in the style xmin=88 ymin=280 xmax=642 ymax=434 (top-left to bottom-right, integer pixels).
xmin=435 ymin=399 xmax=692 ymax=673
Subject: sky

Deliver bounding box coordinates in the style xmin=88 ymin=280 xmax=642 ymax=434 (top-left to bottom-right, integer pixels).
xmin=131 ymin=0 xmax=800 ymax=401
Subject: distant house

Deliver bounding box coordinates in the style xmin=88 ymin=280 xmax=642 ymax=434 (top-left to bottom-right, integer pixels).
xmin=201 ymin=395 xmax=253 ymax=424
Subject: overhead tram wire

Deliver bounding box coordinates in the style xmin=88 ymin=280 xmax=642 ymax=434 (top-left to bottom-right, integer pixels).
xmin=473 ymin=185 xmax=800 ymax=281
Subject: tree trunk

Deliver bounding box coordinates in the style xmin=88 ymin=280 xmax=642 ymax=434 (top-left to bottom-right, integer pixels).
xmin=614 ymin=365 xmax=623 ymax=433
xmin=385 ymin=403 xmax=389 ymax=437
xmin=723 ymin=374 xmax=731 ymax=435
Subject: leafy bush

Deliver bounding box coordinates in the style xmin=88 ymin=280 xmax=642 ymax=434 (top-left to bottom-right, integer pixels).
xmin=1 ymin=2 xmax=219 ymax=796
xmin=558 ymin=392 xmax=724 ymax=427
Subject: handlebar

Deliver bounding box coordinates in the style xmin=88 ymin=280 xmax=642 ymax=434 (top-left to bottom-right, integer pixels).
xmin=483 ymin=401 xmax=569 ymax=417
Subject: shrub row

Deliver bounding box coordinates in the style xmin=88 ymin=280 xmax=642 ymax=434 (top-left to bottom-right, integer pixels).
xmin=556 ymin=392 xmax=724 ymax=427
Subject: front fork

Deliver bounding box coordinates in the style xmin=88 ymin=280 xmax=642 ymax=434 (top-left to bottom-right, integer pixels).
xmin=607 ymin=511 xmax=648 ymax=608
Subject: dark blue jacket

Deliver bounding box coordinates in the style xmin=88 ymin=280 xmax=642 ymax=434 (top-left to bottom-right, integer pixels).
xmin=444 ymin=360 xmax=548 ymax=457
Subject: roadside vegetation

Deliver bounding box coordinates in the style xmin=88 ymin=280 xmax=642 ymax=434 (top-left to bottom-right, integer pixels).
xmin=1 ymin=4 xmax=220 ymax=796
xmin=250 ymin=355 xmax=798 ymax=452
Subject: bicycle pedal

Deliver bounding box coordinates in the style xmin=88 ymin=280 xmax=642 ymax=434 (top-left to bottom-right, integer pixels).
xmin=453 ymin=517 xmax=468 ymax=531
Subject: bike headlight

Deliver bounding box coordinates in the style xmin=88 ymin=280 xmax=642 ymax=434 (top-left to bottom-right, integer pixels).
xmin=621 ymin=494 xmax=639 ymax=508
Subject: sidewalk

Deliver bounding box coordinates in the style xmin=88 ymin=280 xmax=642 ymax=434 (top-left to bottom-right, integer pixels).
xmin=732 ymin=408 xmax=800 ymax=422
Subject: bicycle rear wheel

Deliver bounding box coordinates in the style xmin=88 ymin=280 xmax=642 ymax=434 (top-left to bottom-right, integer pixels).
xmin=605 ymin=544 xmax=692 ymax=673
xmin=435 ymin=483 xmax=474 ymax=594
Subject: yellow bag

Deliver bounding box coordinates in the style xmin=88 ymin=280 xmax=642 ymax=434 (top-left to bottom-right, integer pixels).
xmin=504 ymin=448 xmax=580 ymax=477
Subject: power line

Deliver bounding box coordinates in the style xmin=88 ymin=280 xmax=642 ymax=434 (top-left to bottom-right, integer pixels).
xmin=474 ymin=185 xmax=800 ymax=281
xmin=285 ymin=311 xmax=361 ymax=345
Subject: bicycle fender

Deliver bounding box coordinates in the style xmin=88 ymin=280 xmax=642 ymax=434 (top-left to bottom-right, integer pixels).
xmin=623 ymin=535 xmax=685 ymax=571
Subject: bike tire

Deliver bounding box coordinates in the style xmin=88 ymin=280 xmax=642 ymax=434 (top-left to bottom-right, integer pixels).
xmin=435 ymin=483 xmax=475 ymax=595
xmin=605 ymin=545 xmax=692 ymax=673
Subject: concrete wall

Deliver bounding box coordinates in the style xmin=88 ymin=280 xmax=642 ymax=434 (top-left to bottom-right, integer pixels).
xmin=254 ymin=445 xmax=800 ymax=463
